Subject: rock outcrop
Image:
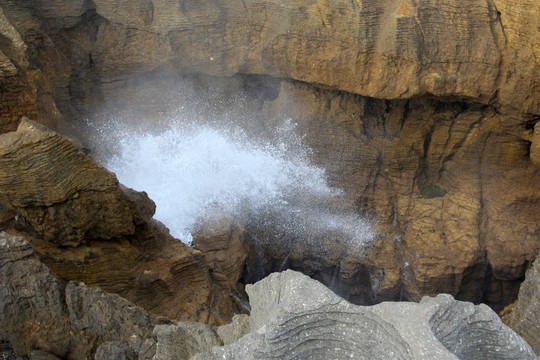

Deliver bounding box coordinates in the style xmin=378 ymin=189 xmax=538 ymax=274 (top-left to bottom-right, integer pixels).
xmin=0 ymin=5 xmax=62 ymax=133
xmin=11 ymin=0 xmax=538 ymax=115
xmin=502 ymin=253 xmax=540 ymax=355
xmin=0 ymin=118 xmax=149 ymax=247
xmin=255 ymin=80 xmax=540 ymax=311
xmin=192 ymin=270 xmax=537 ymax=360
xmin=0 ymin=0 xmax=538 ymax=334
xmin=0 ymin=119 xmax=247 ymax=325
xmin=0 ymin=231 xmax=166 ymax=359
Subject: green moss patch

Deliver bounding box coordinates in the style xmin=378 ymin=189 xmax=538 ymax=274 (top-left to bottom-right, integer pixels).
xmin=420 ymin=184 xmax=447 ymax=199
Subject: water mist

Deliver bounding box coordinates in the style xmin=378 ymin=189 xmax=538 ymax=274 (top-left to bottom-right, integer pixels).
xmin=85 ymin=76 xmax=374 ymax=254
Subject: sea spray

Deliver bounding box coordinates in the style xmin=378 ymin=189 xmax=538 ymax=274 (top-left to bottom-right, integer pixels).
xmin=91 ymin=117 xmax=374 ymax=248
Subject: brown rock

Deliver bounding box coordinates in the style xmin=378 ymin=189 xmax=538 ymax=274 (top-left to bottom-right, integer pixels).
xmin=31 ymin=218 xmax=248 ymax=326
xmin=531 ymin=122 xmax=540 ymax=166
xmin=12 ymin=0 xmax=537 ymax=114
xmin=192 ymin=213 xmax=250 ymax=293
xmin=258 ymin=80 xmax=540 ymax=310
xmin=0 ymin=118 xmax=141 ymax=246
xmin=0 ymin=6 xmax=63 ymax=133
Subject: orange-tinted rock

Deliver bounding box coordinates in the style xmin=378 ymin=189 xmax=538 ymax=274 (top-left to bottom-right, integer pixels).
xmin=10 ymin=0 xmax=535 ymax=114
xmin=33 ymin=220 xmax=247 ymax=326
xmin=261 ymin=81 xmax=540 ymax=310
xmin=0 ymin=119 xmax=139 ymax=246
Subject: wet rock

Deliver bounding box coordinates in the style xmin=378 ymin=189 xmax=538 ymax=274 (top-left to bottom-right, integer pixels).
xmin=0 ymin=118 xmax=246 ymax=326
xmin=257 ymin=81 xmax=540 ymax=311
xmin=501 ymin=253 xmax=540 ymax=355
xmin=192 ymin=213 xmax=251 ymax=294
xmin=193 ymin=270 xmax=537 ymax=360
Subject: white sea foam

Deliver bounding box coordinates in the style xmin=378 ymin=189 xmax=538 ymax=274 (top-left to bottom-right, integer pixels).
xmin=95 ymin=117 xmax=374 ymax=247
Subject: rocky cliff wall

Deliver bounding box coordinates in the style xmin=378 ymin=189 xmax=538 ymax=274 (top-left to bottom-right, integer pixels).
xmin=0 ymin=0 xmax=538 ymax=318
xmin=11 ymin=0 xmax=539 ymax=114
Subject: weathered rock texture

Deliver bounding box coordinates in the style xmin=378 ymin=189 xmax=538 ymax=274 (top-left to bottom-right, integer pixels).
xmin=0 ymin=5 xmax=62 ymax=133
xmin=0 ymin=120 xmax=247 ymax=325
xmin=254 ymin=80 xmax=540 ymax=311
xmin=152 ymin=322 xmax=222 ymax=360
xmin=0 ymin=231 xmax=166 ymax=359
xmin=0 ymin=0 xmax=538 ymax=325
xmin=7 ymin=0 xmax=536 ymax=115
xmin=192 ymin=270 xmax=537 ymax=360
xmin=0 ymin=118 xmax=146 ymax=247
xmin=502 ymin=252 xmax=540 ymax=354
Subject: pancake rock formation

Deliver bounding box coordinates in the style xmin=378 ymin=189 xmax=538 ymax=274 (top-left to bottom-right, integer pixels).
xmin=0 ymin=119 xmax=248 ymax=326
xmin=192 ymin=270 xmax=537 ymax=359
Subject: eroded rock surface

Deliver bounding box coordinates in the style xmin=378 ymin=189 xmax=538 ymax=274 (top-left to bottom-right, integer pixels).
xmin=0 ymin=231 xmax=165 ymax=359
xmin=8 ymin=0 xmax=537 ymax=114
xmin=255 ymin=80 xmax=540 ymax=311
xmin=0 ymin=119 xmax=247 ymax=325
xmin=193 ymin=270 xmax=537 ymax=360
xmin=0 ymin=118 xmax=145 ymax=246
xmin=502 ymin=253 xmax=540 ymax=355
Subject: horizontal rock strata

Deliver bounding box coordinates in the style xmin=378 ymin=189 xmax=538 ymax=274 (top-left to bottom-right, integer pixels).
xmin=0 ymin=231 xmax=166 ymax=359
xmin=192 ymin=270 xmax=537 ymax=360
xmin=0 ymin=120 xmax=247 ymax=325
xmin=15 ymin=0 xmax=539 ymax=114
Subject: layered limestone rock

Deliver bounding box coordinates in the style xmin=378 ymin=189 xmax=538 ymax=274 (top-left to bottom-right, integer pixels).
xmin=0 ymin=231 xmax=166 ymax=359
xmin=256 ymin=80 xmax=540 ymax=310
xmin=0 ymin=0 xmax=538 ymax=330
xmin=191 ymin=270 xmax=537 ymax=359
xmin=0 ymin=120 xmax=247 ymax=325
xmin=0 ymin=5 xmax=62 ymax=133
xmin=0 ymin=118 xmax=146 ymax=247
xmin=501 ymin=253 xmax=540 ymax=354
xmin=13 ymin=0 xmax=537 ymax=114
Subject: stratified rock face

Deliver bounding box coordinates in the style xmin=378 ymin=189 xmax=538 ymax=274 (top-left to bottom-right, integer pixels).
xmin=258 ymin=80 xmax=540 ymax=310
xmin=0 ymin=231 xmax=164 ymax=359
xmin=0 ymin=118 xmax=246 ymax=326
xmin=0 ymin=118 xmax=146 ymax=246
xmin=18 ymin=0 xmax=538 ymax=115
xmin=0 ymin=5 xmax=62 ymax=133
xmin=502 ymin=253 xmax=540 ymax=355
xmin=193 ymin=270 xmax=537 ymax=360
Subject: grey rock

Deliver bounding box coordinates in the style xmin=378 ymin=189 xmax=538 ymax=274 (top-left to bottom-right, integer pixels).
xmin=94 ymin=341 xmax=138 ymax=360
xmin=152 ymin=322 xmax=222 ymax=360
xmin=29 ymin=350 xmax=62 ymax=360
xmin=502 ymin=254 xmax=540 ymax=355
xmin=0 ymin=232 xmax=167 ymax=359
xmin=193 ymin=270 xmax=537 ymax=360
xmin=216 ymin=314 xmax=250 ymax=345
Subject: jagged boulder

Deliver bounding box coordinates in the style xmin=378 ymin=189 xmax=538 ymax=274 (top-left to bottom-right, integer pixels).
xmin=0 ymin=231 xmax=167 ymax=359
xmin=502 ymin=252 xmax=540 ymax=354
xmin=0 ymin=118 xmax=154 ymax=246
xmin=0 ymin=118 xmax=247 ymax=326
xmin=192 ymin=270 xmax=537 ymax=360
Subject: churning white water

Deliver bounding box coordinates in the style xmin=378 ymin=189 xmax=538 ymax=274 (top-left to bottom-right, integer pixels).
xmin=95 ymin=117 xmax=374 ymax=247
